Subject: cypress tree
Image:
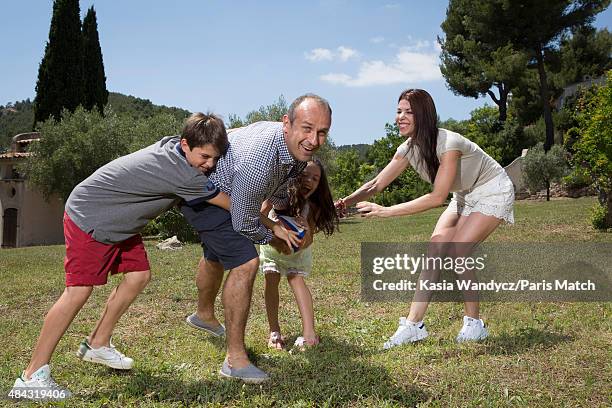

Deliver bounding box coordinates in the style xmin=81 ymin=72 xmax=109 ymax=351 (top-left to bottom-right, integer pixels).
xmin=33 ymin=0 xmax=84 ymax=126
xmin=82 ymin=6 xmax=108 ymax=114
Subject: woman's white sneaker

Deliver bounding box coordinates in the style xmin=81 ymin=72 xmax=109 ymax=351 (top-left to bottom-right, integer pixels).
xmin=76 ymin=339 xmax=134 ymax=369
xmin=383 ymin=317 xmax=428 ymax=349
xmin=456 ymin=316 xmax=489 ymax=343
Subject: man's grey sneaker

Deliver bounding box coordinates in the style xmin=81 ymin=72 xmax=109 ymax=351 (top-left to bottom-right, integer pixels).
xmin=76 ymin=339 xmax=134 ymax=369
xmin=185 ymin=313 xmax=226 ymax=337
xmin=456 ymin=316 xmax=489 ymax=343
xmin=9 ymin=364 xmax=71 ymax=400
xmin=219 ymin=359 xmax=269 ymax=384
xmin=383 ymin=317 xmax=429 ymax=349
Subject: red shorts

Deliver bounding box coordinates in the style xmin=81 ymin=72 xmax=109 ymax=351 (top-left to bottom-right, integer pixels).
xmin=64 ymin=213 xmax=150 ymax=287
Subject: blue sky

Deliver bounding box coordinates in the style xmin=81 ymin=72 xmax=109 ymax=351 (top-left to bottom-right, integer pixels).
xmin=1 ymin=1 xmax=610 ymax=146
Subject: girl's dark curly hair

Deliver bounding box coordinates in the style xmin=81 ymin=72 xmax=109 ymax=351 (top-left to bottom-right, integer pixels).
xmin=286 ymin=159 xmax=339 ymax=237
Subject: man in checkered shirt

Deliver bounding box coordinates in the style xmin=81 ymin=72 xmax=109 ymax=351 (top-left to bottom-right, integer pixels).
xmin=181 ymin=94 xmax=332 ymax=383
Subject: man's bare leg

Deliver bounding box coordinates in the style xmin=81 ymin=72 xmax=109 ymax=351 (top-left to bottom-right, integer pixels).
xmin=195 ymin=257 xmax=224 ymax=327
xmin=222 ymin=257 xmax=259 ymax=368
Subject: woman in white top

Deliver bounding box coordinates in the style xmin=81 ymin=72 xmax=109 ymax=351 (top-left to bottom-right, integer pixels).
xmin=336 ymin=89 xmax=514 ymax=348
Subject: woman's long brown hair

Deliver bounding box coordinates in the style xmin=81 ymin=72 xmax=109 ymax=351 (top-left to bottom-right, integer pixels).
xmin=399 ymin=89 xmax=439 ymax=183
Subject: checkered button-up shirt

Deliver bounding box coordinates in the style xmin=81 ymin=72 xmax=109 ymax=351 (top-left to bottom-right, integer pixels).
xmin=206 ymin=121 xmax=305 ymax=244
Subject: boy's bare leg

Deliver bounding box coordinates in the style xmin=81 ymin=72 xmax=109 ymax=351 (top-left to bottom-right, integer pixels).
xmin=222 ymin=257 xmax=259 ymax=368
xmin=88 ymin=270 xmax=151 ymax=348
xmin=24 ymin=286 xmax=93 ymax=378
xmin=195 ymin=257 xmax=224 ymax=327
xmin=287 ymin=275 xmax=317 ymax=344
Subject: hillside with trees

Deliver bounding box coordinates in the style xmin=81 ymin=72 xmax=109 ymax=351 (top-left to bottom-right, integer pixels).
xmin=0 ymin=92 xmax=191 ymax=150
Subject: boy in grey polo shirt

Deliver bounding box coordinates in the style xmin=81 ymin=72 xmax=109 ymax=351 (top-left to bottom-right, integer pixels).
xmin=12 ymin=113 xmax=230 ymax=400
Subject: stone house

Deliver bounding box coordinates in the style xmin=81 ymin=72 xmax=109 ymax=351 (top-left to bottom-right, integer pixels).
xmin=0 ymin=133 xmax=64 ymax=248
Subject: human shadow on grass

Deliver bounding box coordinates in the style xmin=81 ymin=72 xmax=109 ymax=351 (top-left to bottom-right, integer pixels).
xmin=482 ymin=327 xmax=573 ymax=356
xmin=182 ymin=319 xmax=226 ymax=350
xmin=338 ymin=218 xmax=362 ymax=225
xmin=369 ymin=327 xmax=573 ymax=362
xmin=84 ymin=337 xmax=428 ymax=406
xmin=425 ymin=327 xmax=574 ymax=360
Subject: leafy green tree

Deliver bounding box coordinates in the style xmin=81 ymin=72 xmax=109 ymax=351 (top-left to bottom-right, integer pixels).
xmin=556 ymin=26 xmax=612 ymax=86
xmin=440 ymin=0 xmax=529 ymax=122
xmin=440 ymin=0 xmax=609 ymax=151
xmin=33 ymin=0 xmax=84 ymax=125
xmin=82 ymin=6 xmax=108 ymax=114
xmin=107 ymin=92 xmax=190 ymax=122
xmin=329 ymin=149 xmax=363 ymax=198
xmin=488 ymin=0 xmax=609 ymax=151
xmin=522 ymin=142 xmax=568 ymax=201
xmin=571 ymin=71 xmax=612 ymax=228
xmin=23 ymin=106 xmax=189 ymax=200
xmin=24 ymin=107 xmax=130 ymax=201
xmin=153 ymin=208 xmax=199 ymax=242
xmin=462 ymin=105 xmax=536 ymax=166
xmin=512 ymin=26 xmax=611 ymax=127
xmin=228 ymin=95 xmax=288 ymax=128
xmin=439 ymin=117 xmax=470 ymax=135
xmin=336 ymin=144 xmax=371 ymax=161
xmin=364 ymin=124 xmax=431 ymax=206
xmin=127 ymin=113 xmax=183 ymax=152
xmin=227 ymin=95 xmax=336 ymax=170
xmin=0 ymin=99 xmax=34 ymax=148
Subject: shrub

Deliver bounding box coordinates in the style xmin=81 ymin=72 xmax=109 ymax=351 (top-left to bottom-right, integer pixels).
xmin=561 ymin=167 xmax=593 ymax=189
xmin=155 ymin=208 xmax=199 ymax=243
xmin=571 ymin=70 xmax=612 ymax=228
xmin=522 ymin=142 xmax=568 ymax=200
xmin=590 ymin=202 xmax=609 ymax=231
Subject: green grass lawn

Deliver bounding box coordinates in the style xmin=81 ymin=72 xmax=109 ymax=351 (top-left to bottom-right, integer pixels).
xmin=1 ymin=197 xmax=610 ymax=407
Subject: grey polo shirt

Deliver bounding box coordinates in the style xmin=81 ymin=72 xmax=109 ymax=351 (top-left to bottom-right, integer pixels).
xmin=65 ymin=136 xmax=219 ymax=244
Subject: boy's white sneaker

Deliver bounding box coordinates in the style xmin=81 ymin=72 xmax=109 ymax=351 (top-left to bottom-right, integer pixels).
xmin=76 ymin=339 xmax=134 ymax=370
xmin=383 ymin=317 xmax=428 ymax=349
xmin=456 ymin=316 xmax=489 ymax=343
xmin=10 ymin=364 xmax=71 ymax=400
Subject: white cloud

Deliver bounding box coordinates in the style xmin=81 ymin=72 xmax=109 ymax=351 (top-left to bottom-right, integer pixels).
xmin=305 ymin=48 xmax=333 ymax=62
xmin=402 ymin=40 xmax=431 ymax=52
xmin=337 ymin=46 xmax=358 ymax=61
xmin=370 ymin=36 xmax=385 ymax=44
xmin=305 ymin=46 xmax=358 ymax=62
xmin=319 ymin=48 xmax=441 ymax=87
xmin=320 ymin=73 xmax=353 ymax=83
xmin=384 ymin=3 xmax=400 ymax=9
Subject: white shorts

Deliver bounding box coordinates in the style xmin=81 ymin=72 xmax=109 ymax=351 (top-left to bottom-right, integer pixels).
xmin=445 ymin=171 xmax=515 ymax=224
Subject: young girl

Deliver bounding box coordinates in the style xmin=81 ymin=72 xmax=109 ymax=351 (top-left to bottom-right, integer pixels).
xmin=259 ymin=159 xmax=339 ymax=350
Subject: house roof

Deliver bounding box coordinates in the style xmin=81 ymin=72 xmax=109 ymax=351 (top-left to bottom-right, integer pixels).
xmin=0 ymin=152 xmax=31 ymax=159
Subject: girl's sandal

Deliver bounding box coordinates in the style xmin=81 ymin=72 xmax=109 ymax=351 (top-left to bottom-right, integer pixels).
xmin=291 ymin=335 xmax=320 ymax=352
xmin=267 ymin=331 xmax=286 ymax=350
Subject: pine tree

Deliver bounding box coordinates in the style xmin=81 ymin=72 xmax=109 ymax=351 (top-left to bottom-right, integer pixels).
xmin=33 ymin=0 xmax=84 ymax=126
xmin=82 ymin=6 xmax=108 ymax=114
xmin=439 ymin=0 xmax=610 ymax=151
xmin=440 ymin=0 xmax=529 ymax=122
